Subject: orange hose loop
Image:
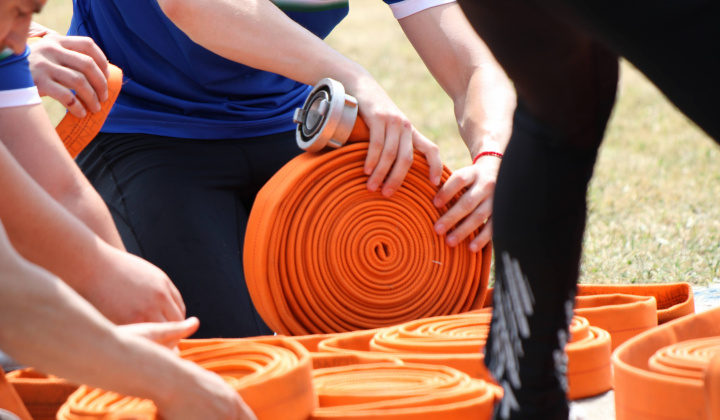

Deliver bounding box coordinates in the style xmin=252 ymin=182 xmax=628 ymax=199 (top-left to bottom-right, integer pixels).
xmin=648 ymin=337 xmax=720 ymax=380
xmin=565 ymin=316 xmax=613 ymax=400
xmin=57 ymin=338 xmax=316 ymax=420
xmin=5 ymin=368 xmax=77 ymax=420
xmin=244 ymin=141 xmax=492 ymax=335
xmin=55 ymin=64 xmax=123 ymax=158
xmin=310 ymin=363 xmax=502 ymax=420
xmin=575 ymin=293 xmax=658 ymax=350
xmin=317 ymin=314 xmax=494 ymax=382
xmin=613 ymin=306 xmax=720 ymax=420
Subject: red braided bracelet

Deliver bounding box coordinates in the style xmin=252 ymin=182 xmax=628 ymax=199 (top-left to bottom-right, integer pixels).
xmin=472 ymin=151 xmax=504 ymax=164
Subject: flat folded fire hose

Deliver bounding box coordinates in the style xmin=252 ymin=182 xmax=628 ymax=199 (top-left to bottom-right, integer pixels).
xmin=56 ymin=338 xmax=316 ymax=420
xmin=310 ymin=363 xmax=502 ymax=420
xmin=613 ymin=305 xmax=720 ymax=420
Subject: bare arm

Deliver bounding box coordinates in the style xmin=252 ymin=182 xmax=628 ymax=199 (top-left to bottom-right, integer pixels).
xmin=157 ymin=0 xmax=443 ymax=195
xmin=398 ymin=3 xmax=516 ymax=251
xmin=0 ymin=224 xmax=255 ymax=420
xmin=0 ymin=131 xmax=185 ymax=324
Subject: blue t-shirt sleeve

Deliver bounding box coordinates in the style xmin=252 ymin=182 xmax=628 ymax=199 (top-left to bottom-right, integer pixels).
xmin=0 ymin=46 xmax=41 ymax=109
xmin=383 ymin=0 xmax=456 ymax=19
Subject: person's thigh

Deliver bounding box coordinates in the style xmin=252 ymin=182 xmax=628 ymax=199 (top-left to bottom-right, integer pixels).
xmin=77 ymin=132 xmax=299 ymax=338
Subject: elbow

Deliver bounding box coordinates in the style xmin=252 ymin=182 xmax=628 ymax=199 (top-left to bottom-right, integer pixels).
xmin=157 ymin=0 xmax=185 ymax=24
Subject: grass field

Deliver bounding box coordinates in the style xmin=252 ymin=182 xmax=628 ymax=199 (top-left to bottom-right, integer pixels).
xmin=37 ymin=0 xmax=720 ymax=286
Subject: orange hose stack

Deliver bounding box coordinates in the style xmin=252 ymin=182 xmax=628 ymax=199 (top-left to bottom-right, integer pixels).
xmin=565 ymin=315 xmax=613 ymax=400
xmin=57 ymin=338 xmax=316 ymax=420
xmin=310 ymin=363 xmax=502 ymax=420
xmin=5 ymin=369 xmax=78 ymax=420
xmin=55 ymin=64 xmax=123 ymax=158
xmin=244 ymin=141 xmax=492 ymax=335
xmin=316 ymin=313 xmax=493 ymax=381
xmin=0 ymin=367 xmax=32 ymax=420
xmin=613 ymin=306 xmax=720 ymax=420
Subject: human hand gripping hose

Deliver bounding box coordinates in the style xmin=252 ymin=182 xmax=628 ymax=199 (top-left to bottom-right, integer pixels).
xmin=54 ymin=62 xmax=123 ymax=157
xmin=244 ymin=78 xmax=492 ymax=336
xmin=56 ymin=338 xmax=316 ymax=420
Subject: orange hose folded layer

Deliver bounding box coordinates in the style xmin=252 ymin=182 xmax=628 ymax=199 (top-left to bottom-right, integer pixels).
xmin=565 ymin=316 xmax=613 ymax=400
xmin=55 ymin=64 xmax=123 ymax=158
xmin=316 ymin=313 xmax=493 ymax=382
xmin=0 ymin=367 xmax=32 ymax=420
xmin=5 ymin=368 xmax=78 ymax=420
xmin=244 ymin=141 xmax=492 ymax=335
xmin=310 ymin=363 xmax=502 ymax=420
xmin=57 ymin=338 xmax=316 ymax=420
xmin=613 ymin=306 xmax=720 ymax=420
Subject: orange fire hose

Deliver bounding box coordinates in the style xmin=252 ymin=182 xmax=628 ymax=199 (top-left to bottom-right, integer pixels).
xmin=613 ymin=305 xmax=720 ymax=420
xmin=244 ymin=140 xmax=492 ymax=336
xmin=310 ymin=363 xmax=502 ymax=420
xmin=565 ymin=316 xmax=613 ymax=400
xmin=705 ymin=351 xmax=720 ymax=419
xmin=0 ymin=367 xmax=32 ymax=420
xmin=57 ymin=337 xmax=316 ymax=420
xmin=4 ymin=368 xmax=77 ymax=420
xmin=55 ymin=63 xmax=123 ymax=158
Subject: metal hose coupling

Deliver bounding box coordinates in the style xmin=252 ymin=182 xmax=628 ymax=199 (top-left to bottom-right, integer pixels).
xmin=294 ymin=78 xmax=369 ymax=152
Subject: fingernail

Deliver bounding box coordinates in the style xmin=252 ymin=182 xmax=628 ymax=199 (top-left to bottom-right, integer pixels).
xmin=435 ymin=223 xmax=445 ymax=234
xmin=470 ymin=243 xmax=479 ymax=253
xmin=382 ymin=187 xmax=394 ymax=197
xmin=368 ymin=182 xmax=378 ymax=192
xmin=364 ymin=166 xmax=373 ymax=176
xmin=93 ymin=103 xmax=101 ymax=113
xmin=433 ymin=175 xmax=441 ymax=185
xmin=78 ymin=108 xmax=87 ymax=118
xmin=447 ymin=235 xmax=457 ymax=247
xmin=433 ymin=197 xmax=442 ymax=207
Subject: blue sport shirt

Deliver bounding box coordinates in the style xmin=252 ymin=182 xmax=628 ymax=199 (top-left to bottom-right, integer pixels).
xmin=0 ymin=47 xmax=42 ymax=109
xmin=69 ymin=0 xmax=454 ymax=139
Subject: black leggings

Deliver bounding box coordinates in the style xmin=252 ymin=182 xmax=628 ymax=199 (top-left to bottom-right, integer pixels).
xmin=77 ymin=131 xmax=302 ymax=338
xmin=456 ymin=0 xmax=720 ymax=418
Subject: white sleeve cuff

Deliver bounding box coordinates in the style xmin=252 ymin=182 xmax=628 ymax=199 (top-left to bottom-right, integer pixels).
xmin=387 ymin=0 xmax=457 ymax=19
xmin=0 ymin=86 xmax=41 ymax=109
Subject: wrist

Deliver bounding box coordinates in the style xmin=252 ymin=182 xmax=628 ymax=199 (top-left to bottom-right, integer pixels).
xmin=472 ymin=150 xmax=503 ymax=165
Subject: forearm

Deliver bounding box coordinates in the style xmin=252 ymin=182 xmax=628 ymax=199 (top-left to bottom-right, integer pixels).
xmin=399 ymin=3 xmax=516 ymax=157
xmin=0 ymin=139 xmax=119 ymax=295
xmin=0 ymin=249 xmax=192 ymax=406
xmin=0 ymin=104 xmax=124 ymax=249
xmin=157 ymin=0 xmax=371 ymax=89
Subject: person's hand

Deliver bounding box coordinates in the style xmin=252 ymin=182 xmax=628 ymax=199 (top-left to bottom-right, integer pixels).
xmin=346 ymin=76 xmax=443 ymax=197
xmin=28 ymin=34 xmax=110 ymax=118
xmin=81 ymin=246 xmax=186 ymax=324
xmin=433 ymin=155 xmax=501 ymax=252
xmin=159 ymin=365 xmax=258 ymax=420
xmin=118 ymin=317 xmax=200 ymax=350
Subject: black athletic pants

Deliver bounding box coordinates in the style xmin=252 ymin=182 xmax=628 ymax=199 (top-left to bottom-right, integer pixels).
xmin=455 ymin=0 xmax=720 ymax=418
xmin=77 ymin=131 xmax=302 ymax=338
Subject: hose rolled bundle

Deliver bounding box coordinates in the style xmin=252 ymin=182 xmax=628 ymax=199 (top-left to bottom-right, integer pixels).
xmin=245 ymin=141 xmax=492 ymax=335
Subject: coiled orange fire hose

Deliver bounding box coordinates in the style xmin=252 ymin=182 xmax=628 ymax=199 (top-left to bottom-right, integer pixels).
xmin=0 ymin=367 xmax=32 ymax=420
xmin=310 ymin=363 xmax=502 ymax=420
xmin=57 ymin=338 xmax=316 ymax=420
xmin=613 ymin=305 xmax=720 ymax=420
xmin=4 ymin=369 xmax=77 ymax=420
xmin=55 ymin=64 xmax=123 ymax=158
xmin=565 ymin=316 xmax=613 ymax=400
xmin=244 ymin=140 xmax=492 ymax=336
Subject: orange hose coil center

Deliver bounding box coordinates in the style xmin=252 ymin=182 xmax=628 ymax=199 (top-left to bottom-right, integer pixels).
xmin=310 ymin=363 xmax=502 ymax=420
xmin=244 ymin=141 xmax=492 ymax=335
xmin=57 ymin=338 xmax=316 ymax=420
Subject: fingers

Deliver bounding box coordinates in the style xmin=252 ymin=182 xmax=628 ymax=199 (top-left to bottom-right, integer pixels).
xmin=29 ymin=35 xmax=110 ymax=117
xmin=433 ymin=167 xmax=494 ymax=251
xmin=378 ymin=121 xmax=413 ymax=197
xmin=162 ymin=290 xmax=186 ymax=323
xmin=411 ymin=128 xmax=442 ymax=186
xmin=120 ymin=317 xmax=200 ymax=348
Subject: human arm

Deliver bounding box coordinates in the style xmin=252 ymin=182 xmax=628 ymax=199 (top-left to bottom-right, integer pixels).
xmin=156 ymin=0 xmax=442 ymax=196
xmin=0 ymin=131 xmax=185 ymax=324
xmin=397 ymin=3 xmax=516 ymax=251
xmin=27 ymin=22 xmax=110 ymax=118
xmin=0 ymin=228 xmax=255 ymax=420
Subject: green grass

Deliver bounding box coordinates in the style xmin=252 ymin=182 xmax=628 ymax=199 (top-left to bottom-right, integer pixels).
xmin=37 ymin=0 xmax=720 ymax=286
